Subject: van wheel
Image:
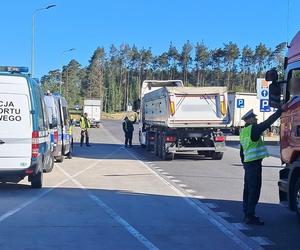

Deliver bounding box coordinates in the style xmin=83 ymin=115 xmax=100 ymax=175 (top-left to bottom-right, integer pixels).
xmin=31 ymin=171 xmax=43 ymax=189
xmin=44 ymin=155 xmax=54 ymax=173
xmin=294 ymin=179 xmax=300 ymax=222
xmin=212 ymin=152 xmax=223 ymax=160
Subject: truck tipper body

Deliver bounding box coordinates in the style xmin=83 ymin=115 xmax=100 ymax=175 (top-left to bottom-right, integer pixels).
xmin=139 ymin=80 xmax=230 ymax=160
xmin=83 ymin=99 xmax=101 ymax=127
xmin=267 ymin=31 xmax=300 ymax=220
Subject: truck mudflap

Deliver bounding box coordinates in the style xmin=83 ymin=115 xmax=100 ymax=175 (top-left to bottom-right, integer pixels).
xmin=279 ymin=167 xmax=288 ymax=207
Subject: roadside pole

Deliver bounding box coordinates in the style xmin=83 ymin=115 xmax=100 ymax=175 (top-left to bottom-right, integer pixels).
xmin=237 ymin=98 xmax=244 ymax=133
xmin=257 ymin=78 xmax=271 ymax=142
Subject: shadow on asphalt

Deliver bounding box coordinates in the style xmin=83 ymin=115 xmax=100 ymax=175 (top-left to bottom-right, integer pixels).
xmin=0 ymin=182 xmax=299 ymax=249
xmin=201 ymin=198 xmax=300 ymax=250
xmin=72 ymin=142 xmax=224 ymax=162
xmin=231 ymin=163 xmax=284 ymax=169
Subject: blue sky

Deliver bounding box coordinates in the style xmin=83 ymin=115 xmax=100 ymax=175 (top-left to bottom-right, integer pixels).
xmin=1 ymin=0 xmax=299 ymax=78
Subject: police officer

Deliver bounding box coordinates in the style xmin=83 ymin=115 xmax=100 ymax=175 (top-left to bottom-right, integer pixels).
xmin=122 ymin=116 xmax=136 ymax=147
xmin=240 ymin=108 xmax=281 ymax=225
xmin=80 ymin=113 xmax=91 ymax=147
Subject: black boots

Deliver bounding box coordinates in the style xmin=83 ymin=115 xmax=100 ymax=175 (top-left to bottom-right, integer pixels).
xmin=244 ymin=215 xmax=264 ymax=225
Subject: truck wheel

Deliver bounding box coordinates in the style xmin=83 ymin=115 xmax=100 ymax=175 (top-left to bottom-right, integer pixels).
xmin=146 ymin=133 xmax=151 ymax=151
xmin=154 ymin=133 xmax=159 ymax=156
xmin=55 ymin=155 xmax=64 ymax=163
xmin=139 ymin=132 xmax=145 ymax=147
xmin=294 ymin=179 xmax=300 ymax=221
xmin=212 ymin=152 xmax=223 ymax=160
xmin=44 ymin=155 xmax=54 ymax=173
xmin=31 ymin=171 xmax=43 ymax=189
xmin=161 ymin=137 xmax=174 ymax=161
xmin=158 ymin=136 xmax=162 ymax=158
xmin=162 ymin=150 xmax=174 ymax=161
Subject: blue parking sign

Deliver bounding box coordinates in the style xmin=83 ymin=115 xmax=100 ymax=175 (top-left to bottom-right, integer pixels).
xmin=237 ymin=99 xmax=244 ymax=108
xmin=260 ymin=99 xmax=270 ymax=112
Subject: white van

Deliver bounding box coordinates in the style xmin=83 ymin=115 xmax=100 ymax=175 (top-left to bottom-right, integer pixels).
xmin=0 ymin=66 xmax=52 ymax=188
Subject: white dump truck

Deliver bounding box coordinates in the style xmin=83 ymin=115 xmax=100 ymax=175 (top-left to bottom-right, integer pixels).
xmin=83 ymin=99 xmax=101 ymax=127
xmin=227 ymin=92 xmax=278 ymax=135
xmin=138 ymin=80 xmax=231 ymax=160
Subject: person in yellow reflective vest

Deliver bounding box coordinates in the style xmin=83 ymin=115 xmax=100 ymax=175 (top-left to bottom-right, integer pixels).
xmin=240 ymin=108 xmax=282 ymax=225
xmin=80 ymin=113 xmax=91 ymax=147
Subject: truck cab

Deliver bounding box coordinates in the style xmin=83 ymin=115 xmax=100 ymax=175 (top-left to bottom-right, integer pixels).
xmin=267 ymin=31 xmax=300 ymax=220
xmin=0 ymin=66 xmax=52 ymax=188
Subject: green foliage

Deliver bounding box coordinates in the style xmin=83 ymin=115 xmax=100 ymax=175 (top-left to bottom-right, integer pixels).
xmin=41 ymin=41 xmax=286 ymax=113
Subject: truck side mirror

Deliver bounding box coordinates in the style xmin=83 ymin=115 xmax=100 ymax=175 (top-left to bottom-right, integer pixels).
xmin=133 ymin=99 xmax=141 ymax=112
xmin=269 ymin=83 xmax=281 ymax=108
xmin=265 ymin=69 xmax=278 ymax=82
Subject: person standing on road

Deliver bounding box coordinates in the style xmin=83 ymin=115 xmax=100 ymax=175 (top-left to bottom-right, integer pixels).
xmin=240 ymin=108 xmax=282 ymax=225
xmin=122 ymin=116 xmax=136 ymax=147
xmin=67 ymin=119 xmax=73 ymax=159
xmin=80 ymin=113 xmax=91 ymax=147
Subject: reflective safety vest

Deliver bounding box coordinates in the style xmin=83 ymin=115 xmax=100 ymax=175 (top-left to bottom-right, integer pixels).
xmin=80 ymin=116 xmax=90 ymax=130
xmin=68 ymin=124 xmax=73 ymax=135
xmin=240 ymin=125 xmax=269 ymax=162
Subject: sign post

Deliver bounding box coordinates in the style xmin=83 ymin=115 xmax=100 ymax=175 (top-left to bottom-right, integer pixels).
xmin=257 ymin=78 xmax=271 ymax=141
xmin=237 ymin=98 xmax=245 ymax=128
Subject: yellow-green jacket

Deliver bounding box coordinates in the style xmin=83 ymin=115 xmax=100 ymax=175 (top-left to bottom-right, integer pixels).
xmin=240 ymin=125 xmax=269 ymax=162
xmin=80 ymin=116 xmax=91 ymax=130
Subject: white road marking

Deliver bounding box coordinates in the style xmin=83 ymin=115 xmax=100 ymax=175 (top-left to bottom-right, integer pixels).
xmin=58 ymin=166 xmax=159 ymax=250
xmin=216 ymin=212 xmax=232 ymax=218
xmin=102 ymin=124 xmax=263 ymax=250
xmin=178 ymin=183 xmax=188 ymax=188
xmin=161 ymin=172 xmax=169 ymax=175
xmin=250 ymin=237 xmax=275 ymax=246
xmin=232 ymin=223 xmax=251 ymax=231
xmin=205 ymin=203 xmax=218 ymax=209
xmin=0 ymin=148 xmax=122 ymax=224
xmin=194 ymin=195 xmax=206 ymax=199
xmin=0 ymin=178 xmax=68 ymax=223
xmin=186 ymin=189 xmax=197 ymax=194
xmin=166 ymin=175 xmax=175 ymax=179
xmin=123 ymin=149 xmax=260 ymax=250
xmin=171 ymin=179 xmax=181 ymax=183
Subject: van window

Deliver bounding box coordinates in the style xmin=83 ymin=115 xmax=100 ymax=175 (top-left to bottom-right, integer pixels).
xmin=37 ymin=90 xmax=45 ymax=130
xmin=54 ymin=99 xmax=62 ymax=127
xmin=62 ymin=107 xmax=69 ymax=125
xmin=41 ymin=94 xmax=49 ymax=129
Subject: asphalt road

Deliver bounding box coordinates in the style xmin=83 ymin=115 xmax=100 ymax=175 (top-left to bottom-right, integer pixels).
xmin=0 ymin=122 xmax=265 ymax=250
xmin=103 ymin=120 xmax=300 ymax=250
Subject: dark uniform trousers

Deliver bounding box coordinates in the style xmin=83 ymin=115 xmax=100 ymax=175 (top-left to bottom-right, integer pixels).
xmin=125 ymin=131 xmax=133 ymax=146
xmin=80 ymin=130 xmax=89 ymax=146
xmin=243 ymin=159 xmax=262 ymax=217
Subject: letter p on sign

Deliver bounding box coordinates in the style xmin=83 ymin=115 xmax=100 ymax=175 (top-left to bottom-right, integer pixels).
xmin=260 ymin=99 xmax=270 ymax=112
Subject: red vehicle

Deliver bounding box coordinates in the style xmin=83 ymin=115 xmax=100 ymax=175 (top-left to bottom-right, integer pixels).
xmin=267 ymin=31 xmax=300 ymax=220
